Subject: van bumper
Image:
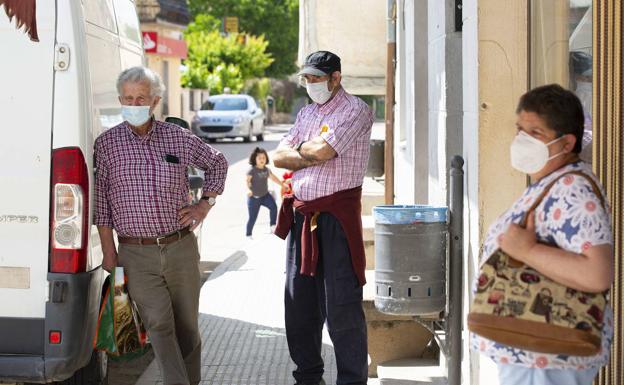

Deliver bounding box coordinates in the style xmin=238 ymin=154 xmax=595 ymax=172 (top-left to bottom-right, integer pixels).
xmin=0 ymin=268 xmax=105 ymax=383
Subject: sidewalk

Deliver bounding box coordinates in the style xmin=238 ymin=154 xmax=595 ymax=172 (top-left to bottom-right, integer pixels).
xmin=135 ymin=233 xmax=341 ymax=385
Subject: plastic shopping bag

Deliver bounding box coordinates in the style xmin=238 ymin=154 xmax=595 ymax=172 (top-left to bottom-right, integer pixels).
xmin=94 ymin=267 xmax=149 ymax=360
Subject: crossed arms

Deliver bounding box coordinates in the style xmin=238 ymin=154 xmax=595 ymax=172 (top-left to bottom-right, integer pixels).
xmin=273 ymin=136 xmax=337 ymax=171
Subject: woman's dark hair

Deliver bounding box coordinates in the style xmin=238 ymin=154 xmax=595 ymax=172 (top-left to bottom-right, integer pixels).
xmin=516 ymin=84 xmax=585 ymax=153
xmin=249 ymin=147 xmax=269 ymax=166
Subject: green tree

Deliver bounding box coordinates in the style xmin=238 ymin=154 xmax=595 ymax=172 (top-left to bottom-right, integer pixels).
xmin=182 ymin=15 xmax=273 ymax=95
xmin=244 ymin=77 xmax=272 ymax=109
xmin=189 ymin=0 xmax=299 ymax=77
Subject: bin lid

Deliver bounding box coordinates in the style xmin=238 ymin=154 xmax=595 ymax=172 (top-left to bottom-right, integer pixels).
xmin=373 ymin=205 xmax=448 ymax=224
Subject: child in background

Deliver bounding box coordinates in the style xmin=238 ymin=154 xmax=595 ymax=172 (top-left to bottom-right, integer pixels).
xmin=246 ymin=147 xmax=283 ymax=238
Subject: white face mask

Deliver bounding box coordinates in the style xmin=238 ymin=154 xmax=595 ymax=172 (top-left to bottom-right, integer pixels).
xmin=306 ymin=80 xmax=333 ymax=104
xmin=510 ymin=130 xmax=565 ymax=174
xmin=121 ymin=105 xmax=151 ymax=126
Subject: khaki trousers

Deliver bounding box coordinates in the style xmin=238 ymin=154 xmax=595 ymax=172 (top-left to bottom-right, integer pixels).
xmin=118 ymin=233 xmax=201 ymax=385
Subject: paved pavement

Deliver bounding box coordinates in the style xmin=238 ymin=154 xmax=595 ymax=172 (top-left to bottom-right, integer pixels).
xmin=135 ymin=234 xmax=341 ymax=385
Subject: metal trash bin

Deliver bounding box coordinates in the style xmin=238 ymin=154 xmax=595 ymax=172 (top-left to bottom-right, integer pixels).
xmin=373 ymin=205 xmax=448 ymax=315
xmin=365 ymin=139 xmax=384 ymax=177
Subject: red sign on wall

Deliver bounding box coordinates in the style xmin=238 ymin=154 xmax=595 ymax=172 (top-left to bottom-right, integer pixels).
xmin=142 ymin=31 xmax=158 ymax=53
xmin=142 ymin=31 xmax=188 ymax=59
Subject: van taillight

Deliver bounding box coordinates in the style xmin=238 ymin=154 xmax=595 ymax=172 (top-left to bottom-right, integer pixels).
xmin=50 ymin=148 xmax=89 ymax=273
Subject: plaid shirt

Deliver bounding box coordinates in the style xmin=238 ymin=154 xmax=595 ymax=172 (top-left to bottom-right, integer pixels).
xmin=94 ymin=120 xmax=228 ymax=237
xmin=280 ymin=88 xmax=374 ymax=201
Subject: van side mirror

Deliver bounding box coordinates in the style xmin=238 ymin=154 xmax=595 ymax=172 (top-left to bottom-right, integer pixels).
xmin=165 ymin=116 xmax=190 ymax=130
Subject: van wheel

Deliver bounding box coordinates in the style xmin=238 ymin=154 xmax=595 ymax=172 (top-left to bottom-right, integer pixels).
xmin=57 ymin=350 xmax=108 ymax=385
xmin=256 ymin=134 xmax=264 ymax=142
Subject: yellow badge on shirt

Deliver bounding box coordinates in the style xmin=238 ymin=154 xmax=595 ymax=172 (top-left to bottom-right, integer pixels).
xmin=320 ymin=124 xmax=330 ymax=134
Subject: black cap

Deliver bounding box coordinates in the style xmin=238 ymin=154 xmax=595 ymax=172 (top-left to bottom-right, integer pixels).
xmin=298 ymin=51 xmax=341 ymax=76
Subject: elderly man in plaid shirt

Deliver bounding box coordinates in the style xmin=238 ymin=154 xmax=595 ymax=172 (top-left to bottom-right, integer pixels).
xmin=274 ymin=51 xmax=374 ymax=385
xmin=95 ymin=66 xmax=227 ymax=385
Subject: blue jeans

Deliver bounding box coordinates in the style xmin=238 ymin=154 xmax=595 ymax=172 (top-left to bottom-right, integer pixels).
xmin=246 ymin=193 xmax=277 ymax=236
xmin=497 ymin=364 xmax=600 ymax=385
xmin=284 ymin=212 xmax=368 ymax=385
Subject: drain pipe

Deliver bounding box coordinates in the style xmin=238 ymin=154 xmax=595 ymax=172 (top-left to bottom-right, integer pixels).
xmin=448 ymin=156 xmax=464 ymax=385
xmin=384 ymin=0 xmax=396 ymax=205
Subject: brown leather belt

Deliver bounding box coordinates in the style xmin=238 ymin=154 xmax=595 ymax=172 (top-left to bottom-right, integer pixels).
xmin=118 ymin=227 xmax=191 ymax=246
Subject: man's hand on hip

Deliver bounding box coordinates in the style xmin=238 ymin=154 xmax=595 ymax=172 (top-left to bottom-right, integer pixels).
xmin=178 ymin=200 xmax=212 ymax=231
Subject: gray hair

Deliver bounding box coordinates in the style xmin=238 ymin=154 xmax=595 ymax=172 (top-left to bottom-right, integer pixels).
xmin=116 ymin=66 xmax=165 ymax=97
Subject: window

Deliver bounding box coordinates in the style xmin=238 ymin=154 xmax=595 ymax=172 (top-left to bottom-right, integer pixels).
xmin=201 ymin=98 xmax=249 ymax=111
xmin=531 ymin=0 xmax=593 ymax=161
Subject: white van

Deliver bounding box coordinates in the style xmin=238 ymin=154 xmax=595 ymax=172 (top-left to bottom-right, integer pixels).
xmin=0 ymin=1 xmax=144 ymax=383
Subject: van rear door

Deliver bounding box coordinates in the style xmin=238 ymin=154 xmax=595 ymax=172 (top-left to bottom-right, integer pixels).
xmin=0 ymin=2 xmax=56 ymax=354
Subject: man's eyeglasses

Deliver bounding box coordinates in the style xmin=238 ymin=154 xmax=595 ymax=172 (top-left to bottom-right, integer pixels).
xmin=298 ymin=75 xmax=329 ymax=87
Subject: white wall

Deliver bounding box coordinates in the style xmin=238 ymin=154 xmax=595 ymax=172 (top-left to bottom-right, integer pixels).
xmin=462 ymin=1 xmax=484 ymax=384
xmin=427 ymin=0 xmax=447 ymax=206
xmin=394 ymin=0 xmax=462 ymax=207
xmin=462 ymin=1 xmax=530 ymax=384
xmin=393 ymin=0 xmax=418 ymax=204
xmin=299 ymin=0 xmax=386 ymax=95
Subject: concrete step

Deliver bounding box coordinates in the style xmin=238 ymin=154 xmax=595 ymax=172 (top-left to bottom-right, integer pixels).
xmin=363 ymin=270 xmax=433 ymax=378
xmin=363 ymin=193 xmax=385 ymax=216
xmin=377 ymin=358 xmax=447 ymax=385
xmin=365 ymin=240 xmax=375 ymax=270
xmin=363 ymin=215 xmax=375 ymax=269
xmin=363 ymin=215 xmax=375 ymax=242
xmin=362 ymin=177 xmax=385 ymax=215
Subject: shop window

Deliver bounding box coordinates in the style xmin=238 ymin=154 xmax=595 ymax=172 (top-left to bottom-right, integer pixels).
xmin=531 ymin=0 xmax=593 ymax=162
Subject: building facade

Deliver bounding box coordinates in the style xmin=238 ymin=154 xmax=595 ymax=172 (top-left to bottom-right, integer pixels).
xmin=395 ymin=0 xmax=622 ymax=384
xmin=298 ymin=0 xmax=387 ymax=95
xmin=136 ymin=0 xmax=189 ymax=120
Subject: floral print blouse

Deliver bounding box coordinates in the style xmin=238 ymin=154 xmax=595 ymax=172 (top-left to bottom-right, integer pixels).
xmin=471 ymin=161 xmax=614 ymax=370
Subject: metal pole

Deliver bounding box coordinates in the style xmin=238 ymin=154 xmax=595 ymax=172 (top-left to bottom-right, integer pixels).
xmin=448 ymin=155 xmax=464 ymax=385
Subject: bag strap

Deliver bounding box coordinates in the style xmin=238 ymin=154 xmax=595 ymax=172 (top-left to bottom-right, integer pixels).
xmin=520 ymin=170 xmax=606 ymax=227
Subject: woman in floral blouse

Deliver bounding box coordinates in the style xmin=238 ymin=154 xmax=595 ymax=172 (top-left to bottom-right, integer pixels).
xmin=471 ymin=84 xmax=614 ymax=385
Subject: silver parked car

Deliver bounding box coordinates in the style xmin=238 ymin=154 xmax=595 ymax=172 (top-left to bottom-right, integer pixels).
xmin=191 ymin=94 xmax=265 ymax=142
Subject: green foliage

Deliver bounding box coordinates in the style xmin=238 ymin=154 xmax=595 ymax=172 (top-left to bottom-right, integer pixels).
xmin=244 ymin=78 xmax=272 ymax=109
xmin=275 ymin=96 xmax=293 ymax=113
xmin=186 ymin=14 xmax=221 ymax=34
xmin=189 ymin=0 xmax=299 ymax=77
xmin=182 ymin=17 xmax=273 ymax=95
